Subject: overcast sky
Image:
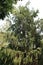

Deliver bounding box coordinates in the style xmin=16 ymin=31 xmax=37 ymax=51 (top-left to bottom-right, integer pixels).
xmin=0 ymin=0 xmax=43 ymax=27
xmin=30 ymin=0 xmax=43 ymax=18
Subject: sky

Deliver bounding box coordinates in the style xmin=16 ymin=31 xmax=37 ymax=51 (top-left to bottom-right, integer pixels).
xmin=0 ymin=0 xmax=43 ymax=27
xmin=30 ymin=0 xmax=43 ymax=18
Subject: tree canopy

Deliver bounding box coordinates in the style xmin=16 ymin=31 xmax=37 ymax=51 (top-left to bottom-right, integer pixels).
xmin=0 ymin=0 xmax=20 ymax=19
xmin=0 ymin=1 xmax=43 ymax=65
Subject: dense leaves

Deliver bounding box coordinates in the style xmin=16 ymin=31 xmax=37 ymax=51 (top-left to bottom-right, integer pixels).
xmin=0 ymin=1 xmax=42 ymax=65
xmin=0 ymin=0 xmax=20 ymax=19
xmin=5 ymin=6 xmax=41 ymax=65
xmin=8 ymin=6 xmax=41 ymax=50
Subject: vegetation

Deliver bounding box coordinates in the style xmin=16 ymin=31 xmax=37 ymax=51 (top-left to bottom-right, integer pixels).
xmin=0 ymin=0 xmax=43 ymax=65
xmin=0 ymin=0 xmax=20 ymax=19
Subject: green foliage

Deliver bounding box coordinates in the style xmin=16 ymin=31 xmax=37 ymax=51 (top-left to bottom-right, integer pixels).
xmin=0 ymin=1 xmax=42 ymax=65
xmin=0 ymin=0 xmax=20 ymax=19
xmin=9 ymin=6 xmax=41 ymax=50
xmin=5 ymin=6 xmax=41 ymax=65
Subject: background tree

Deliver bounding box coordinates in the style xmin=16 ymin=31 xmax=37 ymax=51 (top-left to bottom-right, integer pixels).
xmin=0 ymin=1 xmax=42 ymax=65
xmin=7 ymin=6 xmax=41 ymax=65
xmin=8 ymin=6 xmax=41 ymax=50
xmin=0 ymin=0 xmax=21 ymax=19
